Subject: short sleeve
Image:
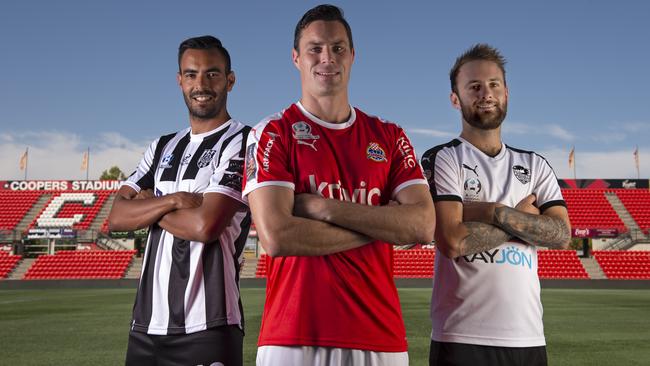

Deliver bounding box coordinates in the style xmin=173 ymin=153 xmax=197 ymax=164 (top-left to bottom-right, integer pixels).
xmin=533 ymin=156 xmax=566 ymax=212
xmin=427 ymin=147 xmax=462 ymax=202
xmin=204 ymin=128 xmax=250 ymax=205
xmin=242 ymin=119 xmax=294 ymax=197
xmin=121 ymin=138 xmax=159 ymax=193
xmin=387 ymin=127 xmax=428 ymax=198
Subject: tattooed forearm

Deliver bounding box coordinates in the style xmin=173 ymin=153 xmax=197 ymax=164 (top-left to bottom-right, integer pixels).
xmin=494 ymin=206 xmax=571 ymax=249
xmin=458 ymin=222 xmax=513 ymax=256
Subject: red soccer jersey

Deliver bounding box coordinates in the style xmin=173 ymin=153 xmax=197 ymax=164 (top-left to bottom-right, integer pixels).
xmin=243 ymin=102 xmax=427 ymax=352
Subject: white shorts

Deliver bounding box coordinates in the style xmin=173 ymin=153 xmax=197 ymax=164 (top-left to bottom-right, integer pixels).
xmin=256 ymin=346 xmax=409 ymax=366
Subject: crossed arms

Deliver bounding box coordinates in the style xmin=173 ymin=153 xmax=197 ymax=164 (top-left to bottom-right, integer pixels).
xmin=248 ymin=184 xmax=435 ymax=257
xmin=435 ymin=194 xmax=571 ymax=259
xmin=108 ymin=185 xmax=244 ymax=243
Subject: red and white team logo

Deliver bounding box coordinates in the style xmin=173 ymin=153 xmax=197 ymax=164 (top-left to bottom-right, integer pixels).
xmin=366 ymin=142 xmax=387 ymax=162
xmin=292 ymin=121 xmax=320 ymax=151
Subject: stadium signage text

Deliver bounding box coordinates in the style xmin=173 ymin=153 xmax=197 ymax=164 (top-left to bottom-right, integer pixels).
xmin=1 ymin=180 xmax=120 ymax=191
xmin=27 ymin=228 xmax=76 ymax=239
xmin=572 ymin=228 xmax=619 ymax=238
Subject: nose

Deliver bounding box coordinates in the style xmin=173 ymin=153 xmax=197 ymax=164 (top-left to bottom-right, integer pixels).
xmin=197 ymin=73 xmax=210 ymax=88
xmin=478 ymin=84 xmax=493 ymax=100
xmin=320 ymin=47 xmax=334 ymax=64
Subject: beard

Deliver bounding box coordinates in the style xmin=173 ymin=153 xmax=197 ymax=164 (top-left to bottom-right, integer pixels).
xmin=460 ymin=97 xmax=508 ymax=130
xmin=182 ymin=89 xmax=224 ymax=120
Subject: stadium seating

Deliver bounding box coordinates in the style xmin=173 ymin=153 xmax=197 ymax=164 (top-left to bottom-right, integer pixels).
xmin=593 ymin=250 xmax=650 ymax=279
xmin=29 ymin=191 xmax=112 ymax=230
xmin=561 ymin=189 xmax=626 ymax=232
xmin=393 ymin=249 xmax=435 ymax=278
xmin=537 ymin=249 xmax=589 ymax=279
xmin=0 ymin=191 xmax=42 ymax=230
xmin=23 ymin=249 xmax=136 ymax=279
xmin=610 ymin=189 xmax=650 ymax=233
xmin=0 ymin=251 xmax=22 ymax=279
xmin=255 ymin=254 xmax=268 ymax=278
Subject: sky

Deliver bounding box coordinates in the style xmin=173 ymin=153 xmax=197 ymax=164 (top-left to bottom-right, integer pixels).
xmin=1 ymin=0 xmax=649 ymax=180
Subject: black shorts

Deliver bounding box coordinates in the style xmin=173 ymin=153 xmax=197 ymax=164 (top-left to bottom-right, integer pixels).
xmin=429 ymin=340 xmax=547 ymax=366
xmin=125 ymin=325 xmax=243 ymax=366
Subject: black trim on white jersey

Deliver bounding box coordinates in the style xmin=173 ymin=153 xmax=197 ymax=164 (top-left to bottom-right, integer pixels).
xmin=539 ymin=199 xmax=567 ymax=213
xmin=167 ymin=236 xmax=192 ymax=334
xmin=435 ymin=194 xmax=463 ymax=202
xmin=421 ymin=139 xmax=462 ymax=198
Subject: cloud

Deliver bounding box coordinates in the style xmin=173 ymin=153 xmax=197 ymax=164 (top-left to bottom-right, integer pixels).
xmin=540 ymin=147 xmax=648 ymax=179
xmin=407 ymin=128 xmax=456 ymax=138
xmin=0 ymin=130 xmax=147 ymax=180
xmin=504 ymin=122 xmax=574 ymax=141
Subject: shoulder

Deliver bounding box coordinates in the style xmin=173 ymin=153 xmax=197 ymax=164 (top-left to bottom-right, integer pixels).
xmin=421 ymin=139 xmax=463 ymax=163
xmin=505 ymin=144 xmax=552 ymax=166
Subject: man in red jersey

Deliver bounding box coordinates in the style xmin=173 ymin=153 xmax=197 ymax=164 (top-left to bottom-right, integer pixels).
xmin=243 ymin=4 xmax=435 ymax=366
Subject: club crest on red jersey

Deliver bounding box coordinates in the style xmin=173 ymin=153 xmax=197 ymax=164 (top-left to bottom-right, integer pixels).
xmin=292 ymin=121 xmax=320 ymax=151
xmin=366 ymin=142 xmax=387 ymax=162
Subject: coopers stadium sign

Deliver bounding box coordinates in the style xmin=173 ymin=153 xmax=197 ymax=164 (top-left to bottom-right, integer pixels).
xmin=1 ymin=180 xmax=121 ymax=191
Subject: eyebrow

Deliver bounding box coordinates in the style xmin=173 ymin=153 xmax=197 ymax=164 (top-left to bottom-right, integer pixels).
xmin=304 ymin=39 xmax=347 ymax=47
xmin=465 ymin=77 xmax=503 ymax=86
xmin=181 ymin=67 xmax=223 ymax=74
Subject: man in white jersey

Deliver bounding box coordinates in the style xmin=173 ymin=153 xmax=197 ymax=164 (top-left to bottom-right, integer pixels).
xmin=108 ymin=36 xmax=250 ymax=366
xmin=421 ymin=44 xmax=571 ymax=366
xmin=244 ymin=4 xmax=435 ymax=366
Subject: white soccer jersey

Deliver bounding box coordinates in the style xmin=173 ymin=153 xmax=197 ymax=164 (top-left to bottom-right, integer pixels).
xmin=421 ymin=136 xmax=565 ymax=347
xmin=122 ymin=120 xmax=251 ymax=335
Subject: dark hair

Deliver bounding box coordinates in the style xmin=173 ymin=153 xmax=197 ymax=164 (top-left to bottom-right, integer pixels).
xmin=450 ymin=44 xmax=506 ymax=93
xmin=178 ymin=35 xmax=231 ymax=73
xmin=293 ymin=4 xmax=353 ymax=51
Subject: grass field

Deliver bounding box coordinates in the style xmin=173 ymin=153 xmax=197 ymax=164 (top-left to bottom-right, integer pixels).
xmin=1 ymin=287 xmax=650 ymax=365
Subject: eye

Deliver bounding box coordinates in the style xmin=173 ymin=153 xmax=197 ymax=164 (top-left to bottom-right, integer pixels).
xmin=490 ymin=82 xmax=500 ymax=88
xmin=333 ymin=46 xmax=344 ymax=53
xmin=207 ymin=72 xmax=220 ymax=78
xmin=309 ymin=46 xmax=322 ymax=53
xmin=471 ymin=84 xmax=481 ymax=91
xmin=184 ymin=73 xmax=196 ymax=79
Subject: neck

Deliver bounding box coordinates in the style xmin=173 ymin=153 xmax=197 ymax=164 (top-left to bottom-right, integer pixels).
xmin=299 ymin=91 xmax=351 ymax=123
xmin=460 ymin=121 xmax=503 ymax=157
xmin=189 ymin=111 xmax=231 ymax=134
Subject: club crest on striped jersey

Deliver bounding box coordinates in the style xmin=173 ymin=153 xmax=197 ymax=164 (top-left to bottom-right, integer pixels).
xmin=181 ymin=153 xmax=192 ymax=165
xmin=366 ymin=142 xmax=387 ymax=162
xmin=197 ymin=149 xmax=217 ymax=169
xmin=159 ymin=153 xmax=174 ymax=169
xmin=512 ymin=165 xmax=531 ymax=184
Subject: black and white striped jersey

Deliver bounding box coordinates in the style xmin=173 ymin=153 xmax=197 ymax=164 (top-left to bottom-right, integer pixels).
xmin=122 ymin=119 xmax=251 ymax=335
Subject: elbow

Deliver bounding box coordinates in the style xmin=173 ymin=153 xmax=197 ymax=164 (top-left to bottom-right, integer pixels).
xmin=259 ymin=235 xmax=285 ymax=257
xmin=435 ymin=234 xmax=462 ymax=259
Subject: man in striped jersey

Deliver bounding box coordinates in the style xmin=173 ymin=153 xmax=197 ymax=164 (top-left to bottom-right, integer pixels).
xmin=108 ymin=35 xmax=250 ymax=366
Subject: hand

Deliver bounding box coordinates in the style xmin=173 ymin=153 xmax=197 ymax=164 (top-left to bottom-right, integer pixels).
xmin=515 ymin=194 xmax=540 ymax=215
xmin=293 ymin=193 xmax=327 ymax=221
xmin=170 ymin=192 xmax=203 ymax=210
xmin=135 ymin=189 xmax=154 ymax=200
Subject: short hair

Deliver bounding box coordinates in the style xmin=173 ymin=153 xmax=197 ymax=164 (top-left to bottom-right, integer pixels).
xmin=178 ymin=35 xmax=231 ymax=73
xmin=293 ymin=4 xmax=354 ymax=51
xmin=450 ymin=44 xmax=507 ymax=93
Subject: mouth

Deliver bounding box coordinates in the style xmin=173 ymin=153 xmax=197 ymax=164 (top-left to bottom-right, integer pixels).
xmin=476 ymin=103 xmax=497 ymax=112
xmin=190 ymin=93 xmax=215 ymax=103
xmin=315 ymin=71 xmax=340 ymax=77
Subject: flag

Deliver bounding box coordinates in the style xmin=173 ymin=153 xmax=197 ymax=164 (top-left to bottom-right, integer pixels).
xmin=634 ymin=146 xmax=639 ymax=170
xmin=81 ymin=151 xmax=88 ymax=171
xmin=568 ymin=147 xmax=575 ymax=169
xmin=19 ymin=148 xmax=28 ymax=171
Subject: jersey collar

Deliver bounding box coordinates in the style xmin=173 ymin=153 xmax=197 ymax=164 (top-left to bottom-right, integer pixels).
xmin=296 ymin=101 xmax=356 ymax=130
xmin=457 ymin=136 xmax=507 ymax=160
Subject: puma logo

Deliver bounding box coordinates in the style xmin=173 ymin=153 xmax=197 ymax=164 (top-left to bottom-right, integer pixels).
xmin=297 ymin=140 xmax=318 ymax=151
xmin=463 ymin=164 xmax=479 ymax=177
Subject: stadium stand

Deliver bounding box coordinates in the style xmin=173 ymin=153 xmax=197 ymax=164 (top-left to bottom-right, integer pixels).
xmin=562 ymin=189 xmax=626 ymax=232
xmin=538 ymin=249 xmax=589 ymax=279
xmin=593 ymin=250 xmax=650 ymax=279
xmin=23 ymin=249 xmax=136 ymax=279
xmin=29 ymin=191 xmax=112 ymax=230
xmin=611 ymin=189 xmax=650 ymax=234
xmin=0 ymin=191 xmax=42 ymax=230
xmin=0 ymin=251 xmax=22 ymax=279
xmin=394 ymin=249 xmax=435 ymax=278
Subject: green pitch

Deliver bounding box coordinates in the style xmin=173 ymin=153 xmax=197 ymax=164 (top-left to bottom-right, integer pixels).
xmin=1 ymin=288 xmax=649 ymax=365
